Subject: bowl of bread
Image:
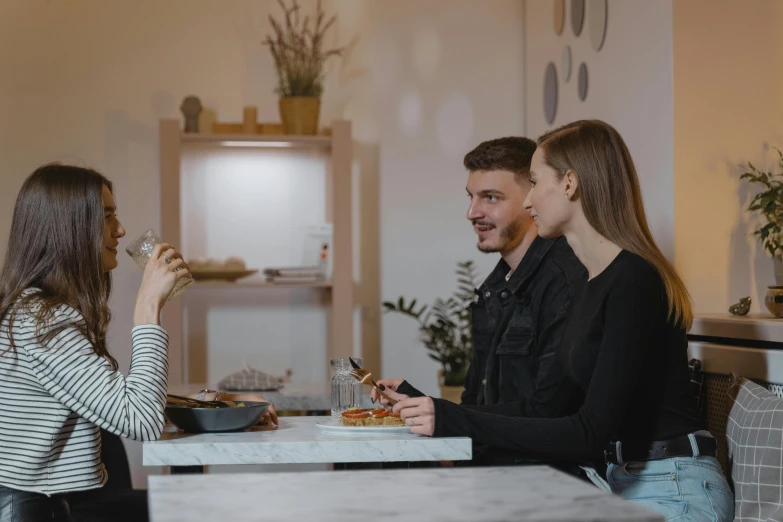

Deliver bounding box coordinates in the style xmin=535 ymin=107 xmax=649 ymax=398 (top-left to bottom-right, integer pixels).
xmin=188 ymin=256 xmax=258 ymax=282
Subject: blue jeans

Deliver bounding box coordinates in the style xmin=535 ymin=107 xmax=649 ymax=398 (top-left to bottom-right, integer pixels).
xmin=607 ymin=455 xmax=734 ymax=521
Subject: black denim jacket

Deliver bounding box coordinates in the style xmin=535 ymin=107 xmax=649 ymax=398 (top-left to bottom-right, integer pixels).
xmin=395 ymin=237 xmax=586 ymax=465
xmin=399 ymin=236 xmax=587 ymax=419
xmin=461 ymin=235 xmax=586 ymax=417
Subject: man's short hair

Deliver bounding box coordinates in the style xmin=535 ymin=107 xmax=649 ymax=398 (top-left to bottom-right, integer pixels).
xmin=463 ymin=137 xmax=537 ymax=179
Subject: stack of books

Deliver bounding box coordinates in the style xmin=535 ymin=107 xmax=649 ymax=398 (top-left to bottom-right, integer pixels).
xmin=263 ymin=266 xmax=327 ymax=284
xmin=263 ymin=223 xmax=332 ymax=284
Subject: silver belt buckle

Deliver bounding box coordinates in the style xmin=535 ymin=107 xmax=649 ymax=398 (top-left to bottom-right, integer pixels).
xmin=604 ymin=441 xmax=624 ymax=465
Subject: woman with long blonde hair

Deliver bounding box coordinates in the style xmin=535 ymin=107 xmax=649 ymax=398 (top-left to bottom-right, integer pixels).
xmin=385 ymin=120 xmax=734 ymax=521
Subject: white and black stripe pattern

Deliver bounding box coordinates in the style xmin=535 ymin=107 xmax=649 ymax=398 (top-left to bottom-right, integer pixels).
xmin=0 ymin=292 xmax=168 ymax=495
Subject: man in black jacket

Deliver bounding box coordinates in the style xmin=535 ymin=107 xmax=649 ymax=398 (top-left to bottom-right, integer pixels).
xmin=376 ymin=137 xmax=586 ymax=465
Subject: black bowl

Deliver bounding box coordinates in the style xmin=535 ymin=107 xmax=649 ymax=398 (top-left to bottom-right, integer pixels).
xmin=164 ymin=401 xmax=271 ymax=433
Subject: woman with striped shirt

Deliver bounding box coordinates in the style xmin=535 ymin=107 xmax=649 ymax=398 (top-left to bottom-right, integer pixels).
xmin=0 ymin=164 xmax=190 ymax=521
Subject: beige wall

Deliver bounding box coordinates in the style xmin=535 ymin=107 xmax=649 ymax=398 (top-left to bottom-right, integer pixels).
xmin=524 ymin=0 xmax=675 ymax=258
xmin=673 ymin=0 xmax=783 ymax=314
xmin=0 ymin=0 xmax=524 ymax=487
xmin=374 ymin=2 xmax=525 ymax=394
xmin=525 ymin=0 xmax=783 ymax=316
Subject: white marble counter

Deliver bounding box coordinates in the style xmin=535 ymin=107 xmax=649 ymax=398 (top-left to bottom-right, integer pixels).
xmin=168 ymin=382 xmax=374 ymax=411
xmin=691 ymin=313 xmax=783 ymax=343
xmin=688 ymin=314 xmax=783 ymax=380
xmin=143 ymin=416 xmax=471 ymax=466
xmin=148 ymin=466 xmax=663 ymax=522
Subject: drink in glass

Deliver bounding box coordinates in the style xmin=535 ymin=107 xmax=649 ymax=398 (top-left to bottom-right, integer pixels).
xmin=125 ymin=229 xmax=193 ymax=300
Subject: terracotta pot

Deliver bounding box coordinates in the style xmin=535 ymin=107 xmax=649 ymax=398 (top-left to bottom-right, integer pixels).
xmin=438 ymin=370 xmax=464 ymax=404
xmin=278 ymin=97 xmax=320 ymax=135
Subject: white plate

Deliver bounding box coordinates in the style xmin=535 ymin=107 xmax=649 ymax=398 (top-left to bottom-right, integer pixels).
xmin=315 ymin=420 xmax=412 ymax=436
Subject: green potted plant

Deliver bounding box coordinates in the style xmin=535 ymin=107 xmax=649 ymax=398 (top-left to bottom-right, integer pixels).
xmin=264 ymin=0 xmax=343 ymax=135
xmin=740 ymin=150 xmax=783 ymax=279
xmin=739 ymin=149 xmax=783 ymax=316
xmin=382 ymin=261 xmax=479 ymax=403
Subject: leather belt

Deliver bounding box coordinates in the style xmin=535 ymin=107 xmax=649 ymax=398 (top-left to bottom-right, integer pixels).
xmin=604 ymin=434 xmax=716 ymax=465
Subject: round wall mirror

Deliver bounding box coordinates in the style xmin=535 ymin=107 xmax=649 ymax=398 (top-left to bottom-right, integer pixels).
xmin=578 ymin=63 xmax=589 ymax=101
xmin=571 ymin=0 xmax=585 ymax=36
xmin=561 ymin=46 xmax=572 ymax=83
xmin=554 ymin=0 xmax=565 ymax=35
xmin=544 ymin=62 xmax=559 ymax=124
xmin=589 ymin=0 xmax=608 ymax=51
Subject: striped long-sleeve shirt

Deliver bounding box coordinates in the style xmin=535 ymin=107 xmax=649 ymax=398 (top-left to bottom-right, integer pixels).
xmin=0 ymin=292 xmax=168 ymax=495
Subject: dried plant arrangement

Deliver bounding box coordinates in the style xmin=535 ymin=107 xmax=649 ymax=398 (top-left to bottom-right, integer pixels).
xmin=263 ymin=0 xmax=344 ymax=98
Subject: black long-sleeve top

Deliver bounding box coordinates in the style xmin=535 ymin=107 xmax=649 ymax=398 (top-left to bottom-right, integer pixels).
xmin=431 ymin=250 xmax=704 ymax=462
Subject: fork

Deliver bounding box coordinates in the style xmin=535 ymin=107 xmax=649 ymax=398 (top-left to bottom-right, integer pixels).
xmin=166 ymin=394 xmax=230 ymax=408
xmin=349 ymin=368 xmax=398 ymax=406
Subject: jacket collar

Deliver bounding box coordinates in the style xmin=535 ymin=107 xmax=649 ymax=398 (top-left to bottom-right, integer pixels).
xmin=480 ymin=236 xmax=558 ymax=295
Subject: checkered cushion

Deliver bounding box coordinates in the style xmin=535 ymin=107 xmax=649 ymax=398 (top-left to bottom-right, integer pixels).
xmin=727 ymin=375 xmax=783 ymax=522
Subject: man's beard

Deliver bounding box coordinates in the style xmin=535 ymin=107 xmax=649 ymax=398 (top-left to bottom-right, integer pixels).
xmin=476 ymin=220 xmax=521 ymax=254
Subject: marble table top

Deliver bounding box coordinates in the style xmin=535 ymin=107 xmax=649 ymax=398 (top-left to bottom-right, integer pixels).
xmin=143 ymin=416 xmax=471 ymax=466
xmin=148 ymin=466 xmax=663 ymax=522
xmin=168 ymin=382 xmax=374 ymax=411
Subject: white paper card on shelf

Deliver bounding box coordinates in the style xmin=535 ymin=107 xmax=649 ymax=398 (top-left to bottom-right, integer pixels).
xmin=303 ymin=223 xmax=333 ymax=279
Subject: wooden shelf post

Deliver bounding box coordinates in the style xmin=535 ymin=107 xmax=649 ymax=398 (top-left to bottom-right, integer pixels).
xmin=328 ymin=120 xmax=353 ymax=380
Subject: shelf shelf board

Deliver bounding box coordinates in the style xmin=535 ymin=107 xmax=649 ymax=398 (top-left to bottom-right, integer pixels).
xmin=180 ymin=133 xmax=332 ymax=149
xmin=190 ymin=279 xmax=332 ymax=289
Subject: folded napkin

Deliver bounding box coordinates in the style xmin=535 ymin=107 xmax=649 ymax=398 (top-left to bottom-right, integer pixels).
xmin=217 ymin=363 xmax=285 ymax=392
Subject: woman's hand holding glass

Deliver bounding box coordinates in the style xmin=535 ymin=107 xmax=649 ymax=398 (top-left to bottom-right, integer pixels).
xmin=133 ymin=243 xmax=191 ymax=326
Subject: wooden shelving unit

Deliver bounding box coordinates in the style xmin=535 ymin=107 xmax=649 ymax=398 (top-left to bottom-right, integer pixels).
xmin=159 ymin=119 xmax=355 ymax=384
xmin=179 ymin=133 xmax=332 ymax=148
xmin=190 ymin=280 xmax=333 ymax=289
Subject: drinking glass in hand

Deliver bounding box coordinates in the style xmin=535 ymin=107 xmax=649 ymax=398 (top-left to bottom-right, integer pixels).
xmin=125 ymin=229 xmax=193 ymax=300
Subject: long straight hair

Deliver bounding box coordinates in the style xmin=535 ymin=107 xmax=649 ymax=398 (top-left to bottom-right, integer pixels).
xmin=538 ymin=120 xmax=693 ymax=329
xmin=0 ymin=164 xmax=117 ymax=369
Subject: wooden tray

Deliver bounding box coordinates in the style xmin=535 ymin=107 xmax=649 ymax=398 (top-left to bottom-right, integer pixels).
xmin=191 ymin=269 xmax=259 ymax=282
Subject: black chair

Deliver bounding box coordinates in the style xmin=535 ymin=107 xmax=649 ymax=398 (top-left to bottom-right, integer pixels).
xmin=68 ymin=430 xmax=148 ymax=522
xmin=98 ymin=429 xmax=133 ymax=490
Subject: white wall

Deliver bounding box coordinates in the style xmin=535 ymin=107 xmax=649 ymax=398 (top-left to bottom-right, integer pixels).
xmin=180 ymin=147 xmax=331 ymax=385
xmin=524 ymin=0 xmax=675 ymax=258
xmin=523 ymin=0 xmax=783 ymax=318
xmin=373 ymin=2 xmax=525 ymax=396
xmin=0 ymin=0 xmax=525 ymax=487
xmin=673 ymin=0 xmax=783 ymax=315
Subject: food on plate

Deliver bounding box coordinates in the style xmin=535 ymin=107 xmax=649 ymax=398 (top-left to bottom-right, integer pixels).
xmin=339 ymin=408 xmax=405 ymax=427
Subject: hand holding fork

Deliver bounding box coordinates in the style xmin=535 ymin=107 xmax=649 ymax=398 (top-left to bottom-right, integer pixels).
xmin=348 ymin=358 xmax=399 ymax=406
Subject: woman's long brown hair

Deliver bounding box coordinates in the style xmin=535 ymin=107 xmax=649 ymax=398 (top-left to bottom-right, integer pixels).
xmin=0 ymin=164 xmax=117 ymax=369
xmin=538 ymin=120 xmax=693 ymax=329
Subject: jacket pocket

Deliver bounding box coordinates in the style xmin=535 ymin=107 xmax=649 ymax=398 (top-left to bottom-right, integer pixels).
xmin=495 ymin=322 xmax=535 ymax=402
xmin=496 ymin=317 xmax=535 ymax=356
xmin=496 ymin=300 xmax=533 ymax=353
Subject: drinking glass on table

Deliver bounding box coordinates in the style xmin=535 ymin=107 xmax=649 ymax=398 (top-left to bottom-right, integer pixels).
xmin=125 ymin=229 xmax=193 ymax=300
xmin=331 ymin=357 xmax=363 ymax=418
